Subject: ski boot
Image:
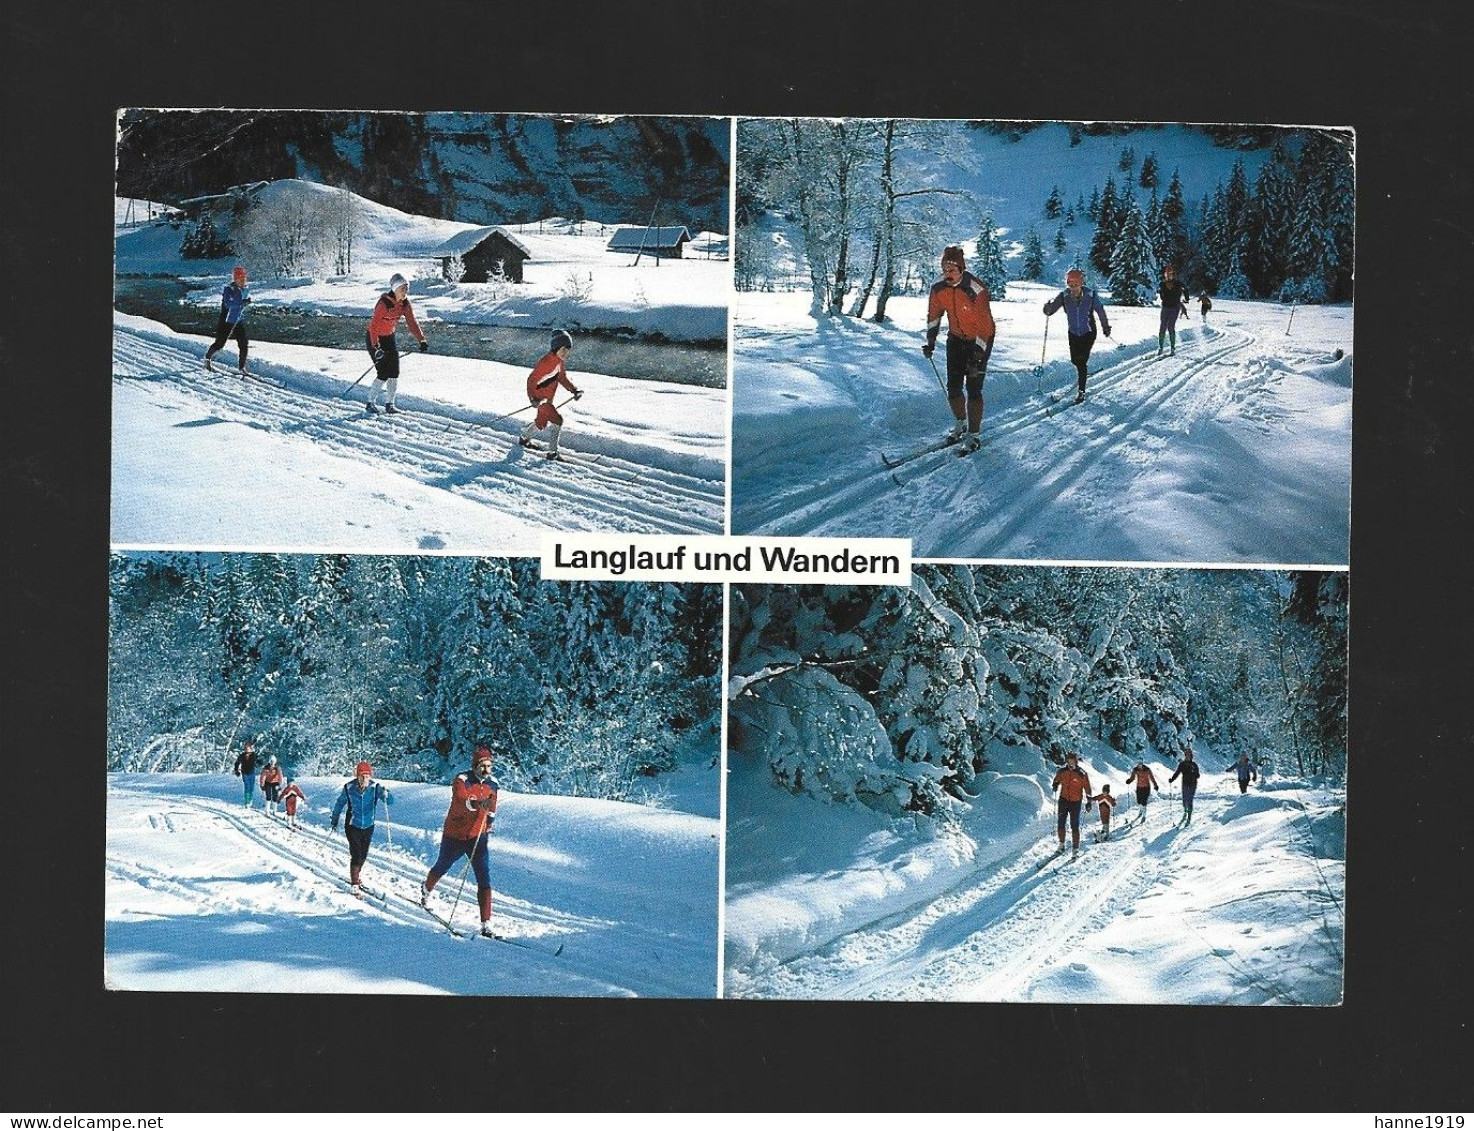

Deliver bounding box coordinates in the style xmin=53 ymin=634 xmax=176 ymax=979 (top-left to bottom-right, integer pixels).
xmin=480 ymin=922 xmax=496 ymax=939
xmin=366 ymin=401 xmax=382 ymax=415
xmin=944 ymin=421 xmax=967 ymax=444
xmin=958 ymin=433 xmax=981 ymax=455
xmin=384 ymin=403 xmax=402 ymax=415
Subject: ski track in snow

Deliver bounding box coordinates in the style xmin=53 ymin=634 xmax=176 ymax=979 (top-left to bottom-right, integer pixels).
xmin=734 ymin=797 xmax=1319 ymax=1003
xmin=733 ymin=314 xmax=1349 ymax=564
xmin=107 ymin=789 xmax=705 ymax=997
xmin=112 ymin=327 xmax=724 ymax=547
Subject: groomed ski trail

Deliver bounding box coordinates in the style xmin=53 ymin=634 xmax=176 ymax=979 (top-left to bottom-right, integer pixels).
xmin=112 ymin=325 xmax=724 ymax=547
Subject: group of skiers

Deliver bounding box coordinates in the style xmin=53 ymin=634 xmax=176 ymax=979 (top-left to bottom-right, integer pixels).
xmin=201 ymin=266 xmax=584 ymax=458
xmin=920 ymin=247 xmax=1213 ymax=434
xmin=1048 ymin=748 xmax=1261 ymax=858
xmin=229 ymin=744 xmax=504 ymax=938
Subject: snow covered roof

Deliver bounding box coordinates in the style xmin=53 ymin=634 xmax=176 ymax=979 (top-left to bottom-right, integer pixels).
xmin=175 ymin=181 xmax=270 ymax=209
xmin=607 ymin=226 xmax=692 ymax=251
xmin=429 ymin=225 xmax=533 ymax=259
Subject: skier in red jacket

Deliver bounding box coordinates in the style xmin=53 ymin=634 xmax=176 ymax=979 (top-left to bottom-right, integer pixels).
xmin=280 ymin=777 xmax=308 ymax=830
xmin=518 ymin=329 xmax=582 ymax=460
xmin=364 ymin=273 xmax=428 ymax=415
xmin=1088 ymin=784 xmax=1118 ymax=842
xmin=420 ymin=747 xmax=500 ymax=937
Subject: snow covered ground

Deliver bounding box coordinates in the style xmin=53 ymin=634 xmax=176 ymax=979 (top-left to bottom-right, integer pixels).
xmin=111 ymin=313 xmax=727 ymax=554
xmin=106 ymin=768 xmax=720 ymax=997
xmin=724 ymin=749 xmax=1344 ymax=1004
xmin=731 ymin=287 xmax=1351 ymax=565
xmin=115 ymin=181 xmax=729 ymax=342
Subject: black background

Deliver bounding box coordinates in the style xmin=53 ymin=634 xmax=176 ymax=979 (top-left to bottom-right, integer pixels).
xmin=4 ymin=0 xmax=1468 ymax=1112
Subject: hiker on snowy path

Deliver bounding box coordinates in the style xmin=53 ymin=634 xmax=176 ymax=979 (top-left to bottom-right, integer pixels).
xmin=1043 ymin=268 xmax=1111 ymax=404
xmin=258 ymin=755 xmax=284 ymax=817
xmin=1088 ymin=784 xmax=1118 ymax=841
xmin=204 ymin=265 xmax=251 ymax=374
xmin=923 ymin=245 xmax=996 ymax=454
xmin=1228 ymin=751 xmax=1258 ymax=795
xmin=420 ymin=746 xmax=500 ymax=937
xmin=364 ymin=273 xmax=428 ymax=415
xmin=1157 ymin=264 xmax=1191 ymax=356
xmin=518 ymin=329 xmax=583 ymax=460
xmin=1125 ymin=759 xmax=1160 ymax=821
xmin=330 ymin=760 xmax=393 ymax=896
xmin=1168 ymin=748 xmax=1202 ymax=824
xmin=280 ymin=777 xmax=308 ymax=830
xmin=1051 ymin=751 xmax=1093 ymax=857
xmin=232 ymin=738 xmax=259 ymax=809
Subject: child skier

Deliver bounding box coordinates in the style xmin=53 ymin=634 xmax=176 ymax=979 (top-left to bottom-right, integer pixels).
xmin=258 ymin=754 xmax=284 ymax=817
xmin=330 ymin=761 xmax=393 ymax=897
xmin=280 ymin=777 xmax=308 ymax=831
xmin=519 ymin=329 xmax=583 ymax=459
xmin=1088 ymin=784 xmax=1118 ymax=842
xmin=204 ymin=265 xmax=251 ymax=374
xmin=1125 ymin=760 xmax=1160 ymax=822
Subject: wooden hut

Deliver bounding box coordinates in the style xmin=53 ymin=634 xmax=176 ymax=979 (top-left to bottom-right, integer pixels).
xmin=606 ymin=225 xmax=692 ymax=260
xmin=430 ymin=226 xmax=532 ymax=283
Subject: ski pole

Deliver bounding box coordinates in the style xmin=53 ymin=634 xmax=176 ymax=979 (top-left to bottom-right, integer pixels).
xmin=445 ymin=817 xmax=493 ymax=934
xmin=1035 ymin=315 xmax=1051 ymax=395
xmin=466 ymin=392 xmax=578 ymax=438
xmin=927 ymin=354 xmax=948 ymax=397
xmin=339 ymin=361 xmax=377 ymax=398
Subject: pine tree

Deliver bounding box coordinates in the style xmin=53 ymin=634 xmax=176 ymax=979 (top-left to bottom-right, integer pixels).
xmin=1139 ymin=152 xmax=1159 ymax=190
xmin=1045 ymin=185 xmax=1063 ymax=220
xmin=973 ymin=210 xmax=1008 ymax=298
xmin=1108 ymin=192 xmax=1153 ymax=305
xmin=1054 ymin=225 xmax=1067 ymax=252
xmin=1020 ymin=229 xmax=1046 ymax=281
xmin=1158 ymin=170 xmax=1191 ymax=279
xmin=1089 ymin=176 xmax=1121 ymax=276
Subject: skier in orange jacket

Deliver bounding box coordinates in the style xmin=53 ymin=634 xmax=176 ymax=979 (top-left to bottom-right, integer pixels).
xmin=922 ymin=245 xmax=996 ymax=453
xmin=1051 ymin=751 xmax=1093 ymax=858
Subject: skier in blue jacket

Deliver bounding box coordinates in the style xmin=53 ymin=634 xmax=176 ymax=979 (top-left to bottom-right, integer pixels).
xmin=330 ymin=760 xmax=393 ymax=896
xmin=204 ymin=265 xmax=251 ymax=374
xmin=1043 ymin=268 xmax=1112 ymax=404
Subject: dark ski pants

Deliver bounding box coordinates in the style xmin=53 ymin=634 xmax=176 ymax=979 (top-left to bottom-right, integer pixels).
xmin=945 ymin=334 xmax=988 ymax=432
xmin=345 ymin=824 xmax=375 ymax=884
xmin=241 ymin=774 xmax=256 ymax=807
xmin=262 ymin=782 xmax=281 ymax=804
xmin=1068 ymin=330 xmax=1097 ymax=392
xmin=1159 ymin=305 xmax=1182 ymax=351
xmin=1180 ymin=782 xmax=1197 ymax=818
xmin=206 ymin=316 xmax=248 ymax=367
xmin=1236 ymin=777 xmax=1251 ymax=794
xmin=426 ymin=832 xmax=492 ymax=889
xmin=1057 ymin=798 xmax=1082 ymax=846
xmin=366 ymin=331 xmax=400 ymax=383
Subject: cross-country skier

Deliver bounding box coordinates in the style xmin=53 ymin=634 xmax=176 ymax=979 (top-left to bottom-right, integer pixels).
xmin=330 ymin=761 xmax=393 ymax=897
xmin=1168 ymin=748 xmax=1202 ymax=824
xmin=419 ymin=746 xmax=500 ymax=937
xmin=518 ymin=329 xmax=583 ymax=459
xmin=1051 ymin=751 xmax=1093 ymax=859
xmin=1227 ymin=751 xmax=1258 ymax=795
xmin=923 ymin=246 xmax=996 ymax=453
xmin=1125 ymin=759 xmax=1160 ymax=822
xmin=1157 ymin=264 xmax=1190 ymax=356
xmin=1199 ymin=292 xmax=1213 ymax=322
xmin=280 ymin=777 xmax=308 ymax=830
xmin=1043 ymin=268 xmax=1112 ymax=404
xmin=232 ymin=738 xmax=259 ymax=809
xmin=1088 ymin=784 xmax=1118 ymax=841
xmin=204 ymin=265 xmax=250 ymax=374
xmin=364 ymin=273 xmax=428 ymax=415
xmin=258 ymin=755 xmax=284 ymax=817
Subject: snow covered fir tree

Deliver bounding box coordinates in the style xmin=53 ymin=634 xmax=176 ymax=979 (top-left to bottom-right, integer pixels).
xmin=109 ymin=552 xmax=722 ymax=800
xmin=724 ymin=567 xmax=1347 ymax=1004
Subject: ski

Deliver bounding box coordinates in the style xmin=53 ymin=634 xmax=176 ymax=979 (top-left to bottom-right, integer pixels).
xmin=1036 ymin=846 xmax=1069 ymax=871
xmin=521 ymin=443 xmax=602 ymax=467
xmin=881 ymin=435 xmax=961 ymax=469
xmin=954 ymin=440 xmax=983 ymax=458
xmin=481 ymin=932 xmax=564 ymax=957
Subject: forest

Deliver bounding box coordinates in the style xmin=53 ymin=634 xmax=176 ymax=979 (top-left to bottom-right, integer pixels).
xmin=728 ymin=567 xmax=1347 ymax=817
xmin=108 ymin=553 xmax=723 ymax=799
xmin=736 ymin=120 xmax=1354 ymax=313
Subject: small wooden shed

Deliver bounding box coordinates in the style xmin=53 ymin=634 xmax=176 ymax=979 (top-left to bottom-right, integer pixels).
xmin=606 ymin=225 xmax=692 ymax=259
xmin=431 ymin=226 xmax=532 ymax=283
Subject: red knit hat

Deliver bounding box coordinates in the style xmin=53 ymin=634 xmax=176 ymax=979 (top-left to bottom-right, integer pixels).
xmin=232 ymin=265 xmax=247 ymax=283
xmin=355 ymin=760 xmax=372 ymax=776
